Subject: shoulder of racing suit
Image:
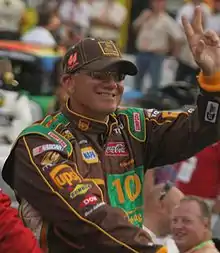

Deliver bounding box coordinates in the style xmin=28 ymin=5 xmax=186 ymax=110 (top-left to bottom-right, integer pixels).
xmin=17 ymin=112 xmax=73 ymax=157
xmin=2 ymin=112 xmax=73 ymax=187
xmin=115 ymin=106 xmax=146 ymax=142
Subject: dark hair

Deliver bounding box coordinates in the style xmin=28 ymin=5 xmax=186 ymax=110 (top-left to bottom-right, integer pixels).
xmin=180 ymin=196 xmax=211 ymax=220
xmin=37 ymin=10 xmax=52 ymax=27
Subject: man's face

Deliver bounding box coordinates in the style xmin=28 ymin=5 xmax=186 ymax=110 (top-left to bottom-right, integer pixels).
xmin=151 ymin=0 xmax=166 ymax=12
xmin=63 ymin=67 xmax=124 ymax=120
xmin=192 ymin=0 xmax=202 ymax=4
xmin=48 ymin=14 xmax=61 ymax=31
xmin=171 ymin=201 xmax=209 ymax=252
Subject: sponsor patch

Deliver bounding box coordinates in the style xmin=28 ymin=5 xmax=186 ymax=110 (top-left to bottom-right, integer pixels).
xmin=48 ymin=132 xmax=67 ymax=148
xmin=32 ymin=144 xmax=63 ymax=156
xmin=41 ymin=152 xmax=60 ymax=166
xmin=45 ymin=118 xmax=53 ymax=127
xmin=113 ymin=127 xmax=121 ymax=135
xmin=105 ymin=142 xmax=128 ymax=156
xmin=79 ymin=139 xmax=88 ymax=145
xmin=146 ymin=109 xmax=154 ymax=118
xmin=133 ymin=112 xmax=141 ymax=132
xmin=61 ymin=129 xmax=74 ymax=141
xmin=70 ymin=184 xmax=92 ymax=199
xmin=205 ymin=101 xmax=219 ymax=123
xmin=187 ymin=108 xmax=194 ymax=114
xmin=129 ymin=213 xmax=143 ymax=225
xmin=151 ymin=110 xmax=160 ymax=117
xmin=81 ymin=147 xmax=98 ymax=164
xmin=161 ymin=111 xmax=181 ymax=119
xmin=113 ymin=123 xmax=124 ymax=135
xmin=49 ymin=164 xmax=81 ymax=189
xmin=78 ymin=119 xmax=90 ymax=131
xmin=79 ymin=194 xmax=98 ymax=208
xmin=98 ymin=40 xmax=120 ymax=57
xmin=120 ymin=159 xmax=134 ymax=168
xmin=84 ymin=202 xmax=105 ymax=217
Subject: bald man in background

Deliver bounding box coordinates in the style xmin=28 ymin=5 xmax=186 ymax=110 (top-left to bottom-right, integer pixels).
xmin=143 ymin=182 xmax=184 ymax=252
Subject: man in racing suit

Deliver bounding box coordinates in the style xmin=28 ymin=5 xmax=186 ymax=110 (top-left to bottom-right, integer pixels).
xmin=0 ymin=59 xmax=33 ymax=143
xmin=2 ymin=7 xmax=220 ymax=253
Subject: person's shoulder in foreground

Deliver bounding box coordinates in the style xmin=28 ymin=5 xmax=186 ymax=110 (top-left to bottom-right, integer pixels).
xmin=0 ymin=190 xmax=42 ymax=253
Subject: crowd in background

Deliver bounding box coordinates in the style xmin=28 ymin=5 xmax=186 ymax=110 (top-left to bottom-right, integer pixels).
xmin=1 ymin=0 xmax=220 ymax=252
xmin=0 ymin=0 xmax=128 ymax=48
xmin=1 ymin=0 xmax=220 ymax=91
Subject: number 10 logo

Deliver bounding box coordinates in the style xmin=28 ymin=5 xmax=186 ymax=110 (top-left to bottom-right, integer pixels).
xmin=112 ymin=174 xmax=141 ymax=204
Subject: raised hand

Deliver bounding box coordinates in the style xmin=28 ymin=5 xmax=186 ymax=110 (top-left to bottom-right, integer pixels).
xmin=182 ymin=6 xmax=220 ymax=75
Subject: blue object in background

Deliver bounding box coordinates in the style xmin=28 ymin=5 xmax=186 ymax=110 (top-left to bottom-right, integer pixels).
xmin=40 ymin=57 xmax=59 ymax=72
xmin=122 ymin=90 xmax=144 ymax=101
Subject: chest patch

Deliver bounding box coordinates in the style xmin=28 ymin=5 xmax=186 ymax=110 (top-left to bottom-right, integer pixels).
xmin=81 ymin=147 xmax=99 ymax=164
xmin=105 ymin=142 xmax=128 ymax=156
xmin=106 ymin=166 xmax=144 ymax=227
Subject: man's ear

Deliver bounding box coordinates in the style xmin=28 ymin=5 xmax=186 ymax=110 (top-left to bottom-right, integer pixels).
xmin=203 ymin=217 xmax=211 ymax=230
xmin=61 ymin=74 xmax=75 ymax=96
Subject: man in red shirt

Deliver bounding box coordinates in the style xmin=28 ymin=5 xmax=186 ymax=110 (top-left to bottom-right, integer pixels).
xmin=0 ymin=190 xmax=42 ymax=253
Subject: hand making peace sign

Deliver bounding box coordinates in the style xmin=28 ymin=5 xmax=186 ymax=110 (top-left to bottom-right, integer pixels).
xmin=182 ymin=6 xmax=220 ymax=76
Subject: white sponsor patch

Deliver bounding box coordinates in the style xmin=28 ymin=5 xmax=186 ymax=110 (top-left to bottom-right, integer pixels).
xmin=205 ymin=101 xmax=219 ymax=123
xmin=151 ymin=110 xmax=160 ymax=117
xmin=32 ymin=144 xmax=63 ymax=156
xmin=84 ymin=202 xmax=105 ymax=217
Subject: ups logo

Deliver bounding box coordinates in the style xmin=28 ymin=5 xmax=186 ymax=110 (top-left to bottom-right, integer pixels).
xmin=78 ymin=119 xmax=90 ymax=131
xmin=49 ymin=164 xmax=81 ymax=189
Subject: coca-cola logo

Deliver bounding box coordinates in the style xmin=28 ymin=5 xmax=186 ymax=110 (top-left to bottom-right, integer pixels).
xmin=105 ymin=142 xmax=128 ymax=156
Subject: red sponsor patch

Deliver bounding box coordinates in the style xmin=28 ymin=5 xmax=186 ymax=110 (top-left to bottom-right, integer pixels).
xmin=79 ymin=194 xmax=98 ymax=208
xmin=133 ymin=112 xmax=141 ymax=132
xmin=48 ymin=132 xmax=67 ymax=148
xmin=105 ymin=142 xmax=128 ymax=156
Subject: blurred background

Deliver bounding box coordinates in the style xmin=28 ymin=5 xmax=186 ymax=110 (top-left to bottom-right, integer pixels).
xmin=1 ymin=0 xmax=220 ymax=239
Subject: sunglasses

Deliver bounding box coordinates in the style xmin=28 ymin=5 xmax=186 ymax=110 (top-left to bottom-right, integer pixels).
xmin=159 ymin=181 xmax=173 ymax=201
xmin=76 ymin=69 xmax=126 ymax=83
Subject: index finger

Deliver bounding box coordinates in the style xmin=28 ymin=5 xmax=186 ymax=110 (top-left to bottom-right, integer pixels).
xmin=192 ymin=6 xmax=204 ymax=34
xmin=182 ymin=15 xmax=194 ymax=41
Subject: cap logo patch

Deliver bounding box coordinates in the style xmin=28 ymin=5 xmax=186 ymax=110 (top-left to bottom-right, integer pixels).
xmin=98 ymin=41 xmax=120 ymax=57
xmin=68 ymin=52 xmax=79 ymax=70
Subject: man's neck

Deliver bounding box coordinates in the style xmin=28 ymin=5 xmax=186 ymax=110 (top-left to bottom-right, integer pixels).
xmin=69 ymin=100 xmax=109 ymax=123
xmin=152 ymin=10 xmax=165 ymax=16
